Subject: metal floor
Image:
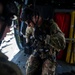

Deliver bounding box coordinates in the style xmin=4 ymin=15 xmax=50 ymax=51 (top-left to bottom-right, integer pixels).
xmin=12 ymin=50 xmax=75 ymax=75
xmin=12 ymin=50 xmax=28 ymax=75
xmin=1 ymin=26 xmax=75 ymax=75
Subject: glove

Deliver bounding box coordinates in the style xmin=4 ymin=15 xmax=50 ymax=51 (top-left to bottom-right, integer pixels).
xmin=24 ymin=43 xmax=32 ymax=55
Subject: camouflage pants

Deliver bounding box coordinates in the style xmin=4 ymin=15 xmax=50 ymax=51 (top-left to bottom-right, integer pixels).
xmin=26 ymin=54 xmax=56 ymax=75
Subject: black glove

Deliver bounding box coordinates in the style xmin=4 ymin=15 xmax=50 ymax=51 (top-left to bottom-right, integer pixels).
xmin=24 ymin=42 xmax=32 ymax=55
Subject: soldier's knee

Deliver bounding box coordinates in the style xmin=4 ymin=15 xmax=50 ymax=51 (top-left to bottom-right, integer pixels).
xmin=26 ymin=55 xmax=36 ymax=65
xmin=26 ymin=54 xmax=40 ymax=68
xmin=26 ymin=55 xmax=41 ymax=75
xmin=42 ymin=59 xmax=56 ymax=75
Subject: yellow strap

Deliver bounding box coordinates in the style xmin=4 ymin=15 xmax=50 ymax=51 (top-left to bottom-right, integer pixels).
xmin=66 ymin=11 xmax=75 ymax=63
xmin=70 ymin=12 xmax=75 ymax=64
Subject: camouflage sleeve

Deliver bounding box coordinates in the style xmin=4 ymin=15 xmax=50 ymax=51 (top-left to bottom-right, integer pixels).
xmin=49 ymin=20 xmax=66 ymax=50
xmin=25 ymin=26 xmax=31 ymax=38
xmin=25 ymin=26 xmax=34 ymax=43
xmin=25 ymin=26 xmax=31 ymax=43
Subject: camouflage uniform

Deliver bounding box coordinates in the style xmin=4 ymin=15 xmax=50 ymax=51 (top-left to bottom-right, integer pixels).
xmin=0 ymin=52 xmax=23 ymax=75
xmin=26 ymin=19 xmax=66 ymax=75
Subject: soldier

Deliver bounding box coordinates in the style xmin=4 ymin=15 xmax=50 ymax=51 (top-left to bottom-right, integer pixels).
xmin=24 ymin=20 xmax=35 ymax=55
xmin=0 ymin=1 xmax=23 ymax=75
xmin=25 ymin=5 xmax=66 ymax=75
